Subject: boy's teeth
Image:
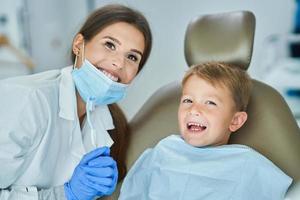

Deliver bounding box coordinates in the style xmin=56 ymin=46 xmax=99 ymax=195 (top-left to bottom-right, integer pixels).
xmin=187 ymin=122 xmax=205 ymax=127
xmin=102 ymin=70 xmax=118 ymax=82
xmin=187 ymin=122 xmax=207 ymax=131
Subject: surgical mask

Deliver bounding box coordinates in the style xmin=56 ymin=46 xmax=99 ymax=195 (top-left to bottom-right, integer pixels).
xmin=72 ymin=59 xmax=128 ymax=107
xmin=71 ymin=44 xmax=127 ymax=148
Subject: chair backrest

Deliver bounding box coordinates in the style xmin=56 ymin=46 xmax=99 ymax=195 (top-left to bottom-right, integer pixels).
xmin=105 ymin=11 xmax=300 ymax=199
xmin=126 ymin=80 xmax=300 ymax=181
xmin=184 ymin=11 xmax=300 ymax=183
xmin=184 ymin=11 xmax=255 ymax=70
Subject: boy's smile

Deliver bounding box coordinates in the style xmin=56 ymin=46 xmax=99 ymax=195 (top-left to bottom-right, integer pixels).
xmin=186 ymin=122 xmax=207 ymax=132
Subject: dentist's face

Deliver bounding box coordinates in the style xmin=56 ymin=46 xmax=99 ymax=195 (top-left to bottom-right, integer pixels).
xmin=76 ymin=22 xmax=145 ymax=84
xmin=178 ymin=75 xmax=239 ymax=147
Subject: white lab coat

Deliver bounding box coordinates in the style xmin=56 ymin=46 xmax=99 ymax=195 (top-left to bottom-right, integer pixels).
xmin=0 ymin=66 xmax=115 ymax=199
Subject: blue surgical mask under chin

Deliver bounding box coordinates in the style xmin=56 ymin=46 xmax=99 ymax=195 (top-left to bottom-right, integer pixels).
xmin=72 ymin=59 xmax=128 ymax=107
xmin=72 ymin=59 xmax=128 ymax=147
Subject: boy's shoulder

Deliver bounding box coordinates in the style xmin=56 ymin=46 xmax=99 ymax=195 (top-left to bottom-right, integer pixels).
xmin=154 ymin=135 xmax=287 ymax=172
xmin=154 ymin=134 xmax=189 ymax=151
xmin=155 ymin=134 xmax=258 ymax=156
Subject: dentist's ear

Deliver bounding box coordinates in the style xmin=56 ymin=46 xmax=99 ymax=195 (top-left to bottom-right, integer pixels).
xmin=229 ymin=111 xmax=248 ymax=132
xmin=73 ymin=34 xmax=84 ymax=54
xmin=72 ymin=34 xmax=85 ymax=67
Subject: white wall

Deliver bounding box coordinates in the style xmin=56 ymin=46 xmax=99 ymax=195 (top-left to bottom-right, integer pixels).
xmin=3 ymin=0 xmax=295 ymax=120
xmin=0 ymin=0 xmax=25 ymax=61
xmin=0 ymin=0 xmax=22 ymax=45
xmin=92 ymin=0 xmax=295 ymax=120
xmin=26 ymin=0 xmax=88 ymax=72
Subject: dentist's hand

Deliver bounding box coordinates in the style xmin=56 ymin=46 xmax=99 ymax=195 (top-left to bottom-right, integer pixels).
xmin=64 ymin=147 xmax=118 ymax=200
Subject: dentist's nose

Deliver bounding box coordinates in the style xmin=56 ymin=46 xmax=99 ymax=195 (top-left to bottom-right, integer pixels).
xmin=112 ymin=54 xmax=125 ymax=70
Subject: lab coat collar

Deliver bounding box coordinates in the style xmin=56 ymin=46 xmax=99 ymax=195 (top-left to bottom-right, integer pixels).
xmin=58 ymin=66 xmax=115 ymax=129
xmin=58 ymin=66 xmax=115 ymax=154
xmin=59 ymin=66 xmax=76 ymax=120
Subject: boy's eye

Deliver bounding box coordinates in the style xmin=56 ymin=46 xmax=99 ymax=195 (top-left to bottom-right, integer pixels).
xmin=205 ymin=100 xmax=217 ymax=106
xmin=104 ymin=41 xmax=116 ymax=50
xmin=182 ymin=98 xmax=192 ymax=103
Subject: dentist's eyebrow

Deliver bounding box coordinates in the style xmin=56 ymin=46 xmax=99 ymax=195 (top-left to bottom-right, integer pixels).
xmin=104 ymin=36 xmax=121 ymax=45
xmin=131 ymin=49 xmax=143 ymax=57
xmin=103 ymin=36 xmax=143 ymax=57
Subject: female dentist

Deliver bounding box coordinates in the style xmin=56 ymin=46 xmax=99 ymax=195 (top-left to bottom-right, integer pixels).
xmin=0 ymin=4 xmax=152 ymax=200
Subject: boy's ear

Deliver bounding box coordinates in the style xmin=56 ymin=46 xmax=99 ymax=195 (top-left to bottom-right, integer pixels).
xmin=229 ymin=111 xmax=248 ymax=132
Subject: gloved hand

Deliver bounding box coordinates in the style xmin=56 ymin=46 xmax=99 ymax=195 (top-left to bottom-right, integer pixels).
xmin=64 ymin=147 xmax=118 ymax=200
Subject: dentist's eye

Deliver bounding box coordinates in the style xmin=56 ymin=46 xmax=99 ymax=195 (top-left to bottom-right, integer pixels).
xmin=104 ymin=41 xmax=116 ymax=50
xmin=205 ymin=100 xmax=217 ymax=106
xmin=127 ymin=54 xmax=139 ymax=62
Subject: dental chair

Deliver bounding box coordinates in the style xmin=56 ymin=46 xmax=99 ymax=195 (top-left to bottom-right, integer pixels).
xmin=105 ymin=10 xmax=300 ymax=199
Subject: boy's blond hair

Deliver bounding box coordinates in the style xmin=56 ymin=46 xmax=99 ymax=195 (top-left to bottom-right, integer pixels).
xmin=182 ymin=62 xmax=252 ymax=111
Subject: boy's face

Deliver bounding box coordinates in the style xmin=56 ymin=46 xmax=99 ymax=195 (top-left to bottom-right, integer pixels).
xmin=178 ymin=75 xmax=247 ymax=147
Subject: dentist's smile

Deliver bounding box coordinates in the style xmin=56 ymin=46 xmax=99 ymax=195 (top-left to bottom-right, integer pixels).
xmin=100 ymin=68 xmax=119 ymax=82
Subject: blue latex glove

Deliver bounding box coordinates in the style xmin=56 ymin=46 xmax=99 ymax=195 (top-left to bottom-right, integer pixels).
xmin=64 ymin=147 xmax=118 ymax=200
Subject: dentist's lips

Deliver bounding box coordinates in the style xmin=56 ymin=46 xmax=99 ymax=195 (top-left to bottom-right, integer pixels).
xmin=186 ymin=122 xmax=207 ymax=132
xmin=99 ymin=68 xmax=119 ymax=82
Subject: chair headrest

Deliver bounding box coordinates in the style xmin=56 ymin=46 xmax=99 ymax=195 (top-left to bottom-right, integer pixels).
xmin=184 ymin=11 xmax=255 ymax=70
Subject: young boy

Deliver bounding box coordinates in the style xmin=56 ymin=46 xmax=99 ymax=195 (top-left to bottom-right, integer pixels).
xmin=119 ymin=62 xmax=292 ymax=200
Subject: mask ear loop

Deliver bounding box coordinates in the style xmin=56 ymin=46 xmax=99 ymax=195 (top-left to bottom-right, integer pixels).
xmin=75 ymin=40 xmax=97 ymax=147
xmin=86 ymin=98 xmax=97 ymax=147
xmin=83 ymin=39 xmax=96 ymax=146
xmin=82 ymin=41 xmax=85 ymax=64
xmin=73 ymin=56 xmax=78 ymax=70
xmin=73 ymin=40 xmax=85 ymax=69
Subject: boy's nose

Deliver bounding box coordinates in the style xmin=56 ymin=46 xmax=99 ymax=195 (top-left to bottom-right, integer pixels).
xmin=189 ymin=104 xmax=202 ymax=116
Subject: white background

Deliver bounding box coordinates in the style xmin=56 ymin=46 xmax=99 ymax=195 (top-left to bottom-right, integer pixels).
xmin=0 ymin=0 xmax=296 ymax=120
